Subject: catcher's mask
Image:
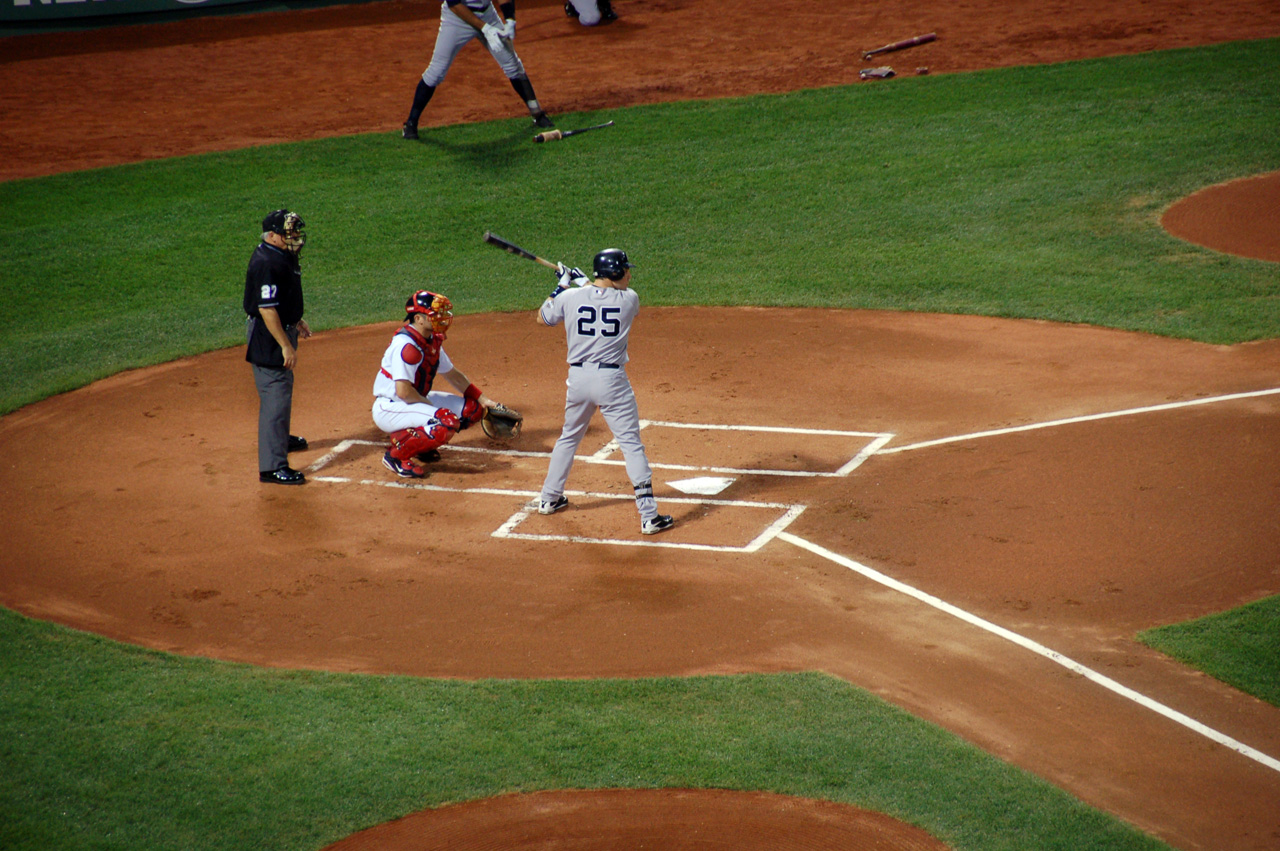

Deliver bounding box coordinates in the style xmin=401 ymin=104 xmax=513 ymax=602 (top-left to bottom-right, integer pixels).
xmin=262 ymin=209 xmax=306 ymax=254
xmin=593 ymin=248 xmax=635 ymax=281
xmin=406 ymin=290 xmax=454 ymax=336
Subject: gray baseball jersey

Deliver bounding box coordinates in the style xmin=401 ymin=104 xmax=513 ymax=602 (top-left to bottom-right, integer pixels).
xmin=539 ymin=283 xmax=639 ymax=366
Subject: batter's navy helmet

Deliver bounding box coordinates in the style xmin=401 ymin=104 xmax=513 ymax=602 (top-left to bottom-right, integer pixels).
xmin=593 ymin=248 xmax=635 ymax=281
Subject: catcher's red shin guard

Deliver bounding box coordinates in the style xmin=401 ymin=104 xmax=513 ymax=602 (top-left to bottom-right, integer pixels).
xmin=388 ymin=414 xmax=459 ymax=461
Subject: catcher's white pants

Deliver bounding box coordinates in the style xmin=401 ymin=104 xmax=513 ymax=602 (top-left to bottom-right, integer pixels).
xmin=422 ymin=2 xmax=526 ymax=86
xmin=371 ymin=393 xmax=463 ymax=434
xmin=540 ymin=363 xmax=657 ymax=521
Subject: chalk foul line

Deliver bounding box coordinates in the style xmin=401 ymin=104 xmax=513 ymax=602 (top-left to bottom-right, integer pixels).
xmin=778 ymin=531 xmax=1280 ymax=774
xmin=878 ymin=387 xmax=1280 ymax=454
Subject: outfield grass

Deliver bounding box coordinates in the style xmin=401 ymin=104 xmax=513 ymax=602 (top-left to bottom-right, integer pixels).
xmin=2 ymin=39 xmax=1278 ymax=850
xmin=1 ymin=40 xmax=1277 ymax=415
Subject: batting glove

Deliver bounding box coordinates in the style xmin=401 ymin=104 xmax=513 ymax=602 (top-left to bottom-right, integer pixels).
xmin=501 ymin=18 xmax=516 ymax=39
xmin=569 ymin=267 xmax=591 ymax=286
xmin=480 ymin=22 xmax=506 ymax=53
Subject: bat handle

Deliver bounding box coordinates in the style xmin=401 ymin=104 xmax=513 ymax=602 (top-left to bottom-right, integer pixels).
xmin=534 ymin=129 xmax=563 ymax=144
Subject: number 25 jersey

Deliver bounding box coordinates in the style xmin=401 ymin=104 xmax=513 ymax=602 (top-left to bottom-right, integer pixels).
xmin=540 ymin=284 xmax=639 ymax=366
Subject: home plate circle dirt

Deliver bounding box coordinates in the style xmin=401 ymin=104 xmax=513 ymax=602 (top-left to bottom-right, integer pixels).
xmin=320 ymin=789 xmax=952 ymax=851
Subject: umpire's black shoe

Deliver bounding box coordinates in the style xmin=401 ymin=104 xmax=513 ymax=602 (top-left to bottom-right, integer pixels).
xmin=260 ymin=465 xmax=306 ymax=485
xmin=288 ymin=434 xmax=308 ymax=452
xmin=402 ymin=121 xmax=419 ymax=140
xmin=532 ymin=112 xmax=555 ymax=129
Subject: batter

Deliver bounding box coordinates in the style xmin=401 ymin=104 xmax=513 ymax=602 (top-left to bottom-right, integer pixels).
xmin=537 ymin=249 xmax=674 ymax=535
xmin=401 ymin=0 xmax=554 ymax=140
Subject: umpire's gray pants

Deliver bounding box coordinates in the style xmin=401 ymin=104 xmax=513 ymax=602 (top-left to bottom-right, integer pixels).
xmin=252 ymin=364 xmax=294 ymax=473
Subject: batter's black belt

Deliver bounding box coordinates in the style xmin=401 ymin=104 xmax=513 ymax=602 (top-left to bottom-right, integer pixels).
xmin=570 ymin=362 xmax=620 ymax=368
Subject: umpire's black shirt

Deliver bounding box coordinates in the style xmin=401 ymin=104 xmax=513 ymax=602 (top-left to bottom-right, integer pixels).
xmin=243 ymin=242 xmax=304 ymax=368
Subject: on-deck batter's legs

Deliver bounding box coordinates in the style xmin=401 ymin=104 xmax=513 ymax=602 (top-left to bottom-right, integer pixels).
xmin=510 ymin=75 xmax=554 ymax=128
xmin=402 ymin=80 xmax=436 ymax=140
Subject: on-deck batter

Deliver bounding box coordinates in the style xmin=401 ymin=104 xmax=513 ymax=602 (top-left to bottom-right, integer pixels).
xmin=401 ymin=0 xmax=554 ymax=140
xmin=536 ymin=249 xmax=674 ymax=535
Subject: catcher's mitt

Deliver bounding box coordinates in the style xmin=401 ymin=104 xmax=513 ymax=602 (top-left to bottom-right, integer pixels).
xmin=482 ymin=403 xmax=523 ymax=440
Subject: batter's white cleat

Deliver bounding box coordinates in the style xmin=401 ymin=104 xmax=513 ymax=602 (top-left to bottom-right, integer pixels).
xmin=640 ymin=514 xmax=675 ymax=535
xmin=539 ymin=495 xmax=569 ymax=515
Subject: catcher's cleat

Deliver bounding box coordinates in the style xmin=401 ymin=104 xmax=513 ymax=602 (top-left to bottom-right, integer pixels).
xmin=383 ymin=450 xmax=427 ymax=479
xmin=416 ymin=448 xmax=442 ymax=464
xmin=288 ymin=434 xmax=308 ymax=452
xmin=640 ymin=514 xmax=675 ymax=535
xmin=532 ymin=112 xmax=555 ymax=129
xmin=260 ymin=465 xmax=305 ymax=485
xmin=539 ymin=495 xmax=569 ymax=515
xmin=402 ymin=121 xmax=420 ymax=140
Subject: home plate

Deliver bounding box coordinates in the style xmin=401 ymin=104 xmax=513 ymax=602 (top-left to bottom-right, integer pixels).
xmin=667 ymin=476 xmax=736 ymax=495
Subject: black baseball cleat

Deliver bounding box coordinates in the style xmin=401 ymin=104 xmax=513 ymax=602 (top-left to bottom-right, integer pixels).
xmin=288 ymin=434 xmax=308 ymax=452
xmin=599 ymin=0 xmax=617 ymax=20
xmin=564 ymin=1 xmax=578 ymax=18
xmin=260 ymin=465 xmax=306 ymax=485
xmin=640 ymin=514 xmax=675 ymax=535
xmin=383 ymin=450 xmax=427 ymax=479
xmin=416 ymin=448 xmax=442 ymax=464
xmin=538 ymin=495 xmax=569 ymax=515
xmin=532 ymin=112 xmax=555 ymax=129
xmin=402 ymin=121 xmax=420 ymax=140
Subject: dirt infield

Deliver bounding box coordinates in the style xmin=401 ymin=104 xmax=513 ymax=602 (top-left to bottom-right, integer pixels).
xmin=2 ymin=1 xmax=1280 ymax=849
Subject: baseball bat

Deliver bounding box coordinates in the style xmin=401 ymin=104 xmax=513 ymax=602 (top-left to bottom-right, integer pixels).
xmin=482 ymin=231 xmax=560 ymax=270
xmin=862 ymin=32 xmax=936 ymax=60
xmin=534 ymin=120 xmax=615 ymax=144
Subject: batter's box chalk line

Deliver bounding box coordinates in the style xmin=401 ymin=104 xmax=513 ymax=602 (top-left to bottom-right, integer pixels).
xmin=303 ymin=415 xmax=883 ymax=550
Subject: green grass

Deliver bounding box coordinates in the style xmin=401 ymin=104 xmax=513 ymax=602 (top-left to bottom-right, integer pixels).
xmin=0 ymin=607 xmax=1170 ymax=851
xmin=2 ymin=39 xmax=1278 ymax=414
xmin=2 ymin=38 xmax=1278 ymax=850
xmin=1138 ymin=596 xmax=1280 ymax=706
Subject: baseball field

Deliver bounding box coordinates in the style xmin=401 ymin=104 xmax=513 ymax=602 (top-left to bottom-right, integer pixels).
xmin=1 ymin=1 xmax=1278 ymax=849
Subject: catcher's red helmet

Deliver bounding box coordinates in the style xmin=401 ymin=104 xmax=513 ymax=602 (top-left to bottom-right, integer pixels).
xmin=406 ymin=290 xmax=453 ymax=335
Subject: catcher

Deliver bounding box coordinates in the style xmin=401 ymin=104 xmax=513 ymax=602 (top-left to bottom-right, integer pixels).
xmin=371 ymin=289 xmax=522 ymax=478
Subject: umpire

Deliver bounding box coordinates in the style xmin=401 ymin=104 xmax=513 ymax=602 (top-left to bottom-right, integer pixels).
xmin=244 ymin=208 xmax=312 ymax=485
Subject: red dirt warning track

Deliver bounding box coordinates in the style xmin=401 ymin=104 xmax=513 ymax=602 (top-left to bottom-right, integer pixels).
xmin=1 ymin=1 xmax=1279 ymax=850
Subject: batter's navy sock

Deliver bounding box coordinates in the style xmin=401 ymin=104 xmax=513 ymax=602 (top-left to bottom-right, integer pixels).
xmin=407 ymin=80 xmax=435 ymax=125
xmin=509 ymin=76 xmax=546 ymax=119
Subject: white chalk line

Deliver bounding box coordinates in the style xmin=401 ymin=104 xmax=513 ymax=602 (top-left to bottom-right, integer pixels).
xmin=878 ymin=387 xmax=1280 ymax=454
xmin=778 ymin=532 xmax=1280 ymax=774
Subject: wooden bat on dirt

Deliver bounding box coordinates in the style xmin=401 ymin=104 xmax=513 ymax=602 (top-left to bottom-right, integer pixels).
xmin=862 ymin=32 xmax=936 ymax=60
xmin=534 ymin=120 xmax=615 ymax=144
xmin=482 ymin=231 xmax=560 ymax=270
